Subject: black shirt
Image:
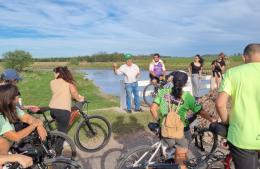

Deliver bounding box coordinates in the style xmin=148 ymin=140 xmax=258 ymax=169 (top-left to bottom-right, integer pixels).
xmin=190 ymin=62 xmax=202 ymax=74
xmin=212 ymin=59 xmax=225 ymax=72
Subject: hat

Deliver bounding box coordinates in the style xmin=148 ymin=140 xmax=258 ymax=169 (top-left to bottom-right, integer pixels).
xmin=123 ymin=53 xmax=133 ymax=60
xmin=1 ymin=69 xmax=22 ymax=81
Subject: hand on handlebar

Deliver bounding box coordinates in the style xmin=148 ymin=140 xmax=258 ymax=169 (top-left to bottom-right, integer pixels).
xmin=37 ymin=125 xmax=47 ymax=141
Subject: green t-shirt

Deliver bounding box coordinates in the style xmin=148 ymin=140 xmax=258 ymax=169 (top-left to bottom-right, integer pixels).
xmin=154 ymin=88 xmax=202 ymax=127
xmin=0 ymin=107 xmax=25 ymax=136
xmin=219 ymin=62 xmax=260 ymax=150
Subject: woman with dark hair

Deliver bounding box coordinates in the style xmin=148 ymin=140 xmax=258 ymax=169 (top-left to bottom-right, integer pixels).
xmin=150 ymin=71 xmax=214 ymax=169
xmin=211 ymin=52 xmax=226 ymax=89
xmin=49 ymin=66 xmax=84 ymax=134
xmin=0 ymin=84 xmax=46 ymax=153
xmin=188 ymin=55 xmax=203 ymax=99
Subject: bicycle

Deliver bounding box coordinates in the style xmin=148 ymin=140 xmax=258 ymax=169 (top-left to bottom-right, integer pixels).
xmin=32 ymin=100 xmax=112 ymax=152
xmin=116 ymin=122 xmax=218 ymax=169
xmin=143 ymin=75 xmax=173 ymax=106
xmin=5 ymin=128 xmax=81 ymax=169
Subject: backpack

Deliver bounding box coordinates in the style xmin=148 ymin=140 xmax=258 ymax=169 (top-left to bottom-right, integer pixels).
xmin=161 ymin=99 xmax=184 ymax=139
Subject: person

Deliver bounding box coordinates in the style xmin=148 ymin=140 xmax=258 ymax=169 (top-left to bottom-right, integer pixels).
xmin=49 ymin=66 xmax=84 ymax=134
xmin=150 ymin=71 xmax=214 ymax=169
xmin=211 ymin=52 xmax=226 ymax=89
xmin=149 ymin=53 xmax=166 ymax=84
xmin=0 ymin=69 xmax=40 ymax=113
xmin=0 ymin=84 xmax=47 ymax=154
xmin=188 ymin=54 xmax=203 ymax=99
xmin=216 ymin=44 xmax=260 ymax=169
xmin=113 ymin=53 xmax=142 ymax=113
xmin=0 ymin=137 xmax=33 ymax=169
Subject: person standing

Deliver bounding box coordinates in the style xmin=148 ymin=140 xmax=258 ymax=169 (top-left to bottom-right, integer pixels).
xmin=113 ymin=54 xmax=142 ymax=113
xmin=188 ymin=54 xmax=203 ymax=99
xmin=216 ymin=44 xmax=260 ymax=169
xmin=211 ymin=52 xmax=226 ymax=89
xmin=149 ymin=53 xmax=166 ymax=84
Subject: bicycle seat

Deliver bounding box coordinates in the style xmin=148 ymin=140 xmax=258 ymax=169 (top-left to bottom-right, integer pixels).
xmin=209 ymin=122 xmax=228 ymax=137
xmin=148 ymin=122 xmax=160 ymax=135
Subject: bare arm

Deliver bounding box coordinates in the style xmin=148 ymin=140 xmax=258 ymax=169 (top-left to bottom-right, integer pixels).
xmin=0 ymin=154 xmax=33 ymax=168
xmin=150 ymin=103 xmax=159 ymax=120
xmin=69 ymin=83 xmax=84 ymax=102
xmin=199 ymin=66 xmax=203 ymax=78
xmin=216 ymin=92 xmax=230 ymax=123
xmin=3 ymin=124 xmax=37 ymax=142
xmin=188 ymin=65 xmax=192 ymax=76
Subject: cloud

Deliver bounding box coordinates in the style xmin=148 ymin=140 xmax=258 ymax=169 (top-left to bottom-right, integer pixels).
xmin=0 ymin=0 xmax=259 ymax=57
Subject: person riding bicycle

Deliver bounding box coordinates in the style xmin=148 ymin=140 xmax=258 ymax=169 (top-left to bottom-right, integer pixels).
xmin=0 ymin=69 xmax=40 ymax=113
xmin=216 ymin=44 xmax=260 ymax=169
xmin=0 ymin=137 xmax=33 ymax=169
xmin=0 ymin=84 xmax=47 ymax=155
xmin=150 ymin=71 xmax=214 ymax=169
xmin=149 ymin=53 xmax=166 ymax=84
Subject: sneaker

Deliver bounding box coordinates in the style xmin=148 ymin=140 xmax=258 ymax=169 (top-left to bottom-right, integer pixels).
xmin=126 ymin=110 xmax=132 ymax=113
xmin=134 ymin=108 xmax=143 ymax=112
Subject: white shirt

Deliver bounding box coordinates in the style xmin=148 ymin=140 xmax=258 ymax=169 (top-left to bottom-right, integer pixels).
xmin=116 ymin=64 xmax=140 ymax=83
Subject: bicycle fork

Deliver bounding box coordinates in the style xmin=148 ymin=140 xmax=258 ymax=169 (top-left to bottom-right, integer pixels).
xmin=82 ymin=114 xmax=96 ymax=136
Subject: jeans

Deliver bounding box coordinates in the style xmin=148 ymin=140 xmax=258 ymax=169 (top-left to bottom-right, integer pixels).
xmin=125 ymin=82 xmax=141 ymax=110
xmin=191 ymin=74 xmax=200 ymax=97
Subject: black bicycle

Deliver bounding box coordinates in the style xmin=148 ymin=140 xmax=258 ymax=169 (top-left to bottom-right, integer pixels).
xmin=6 ymin=129 xmax=81 ymax=169
xmin=32 ymin=101 xmax=112 ymax=152
xmin=116 ymin=122 xmax=218 ymax=169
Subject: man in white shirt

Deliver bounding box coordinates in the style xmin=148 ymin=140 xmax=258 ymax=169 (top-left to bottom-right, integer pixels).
xmin=113 ymin=53 xmax=143 ymax=113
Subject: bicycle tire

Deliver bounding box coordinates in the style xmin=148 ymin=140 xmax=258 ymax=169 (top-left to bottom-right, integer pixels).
xmin=116 ymin=145 xmax=163 ymax=169
xmin=190 ymin=128 xmax=218 ymax=156
xmin=47 ymin=131 xmax=77 ymax=160
xmin=74 ymin=115 xmax=112 ymax=152
xmin=43 ymin=157 xmax=82 ymax=169
xmin=143 ymin=83 xmax=157 ymax=106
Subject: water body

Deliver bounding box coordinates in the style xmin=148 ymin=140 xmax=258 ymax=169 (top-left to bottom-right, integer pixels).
xmin=79 ymin=69 xmax=210 ymax=97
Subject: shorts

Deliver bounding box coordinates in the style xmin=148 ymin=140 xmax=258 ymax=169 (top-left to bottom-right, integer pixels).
xmin=212 ymin=70 xmax=222 ymax=78
xmin=228 ymin=142 xmax=259 ymax=169
xmin=162 ymin=130 xmax=191 ymax=149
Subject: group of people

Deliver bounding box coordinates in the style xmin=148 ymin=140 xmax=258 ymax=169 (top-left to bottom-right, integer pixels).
xmin=0 ymin=67 xmax=84 ymax=168
xmin=114 ymin=43 xmax=260 ymax=169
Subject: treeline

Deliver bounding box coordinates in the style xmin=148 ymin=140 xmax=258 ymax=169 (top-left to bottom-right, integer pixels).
xmin=32 ymin=52 xmax=243 ymax=62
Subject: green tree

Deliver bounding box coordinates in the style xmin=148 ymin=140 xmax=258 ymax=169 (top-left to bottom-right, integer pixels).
xmin=3 ymin=50 xmax=33 ymax=72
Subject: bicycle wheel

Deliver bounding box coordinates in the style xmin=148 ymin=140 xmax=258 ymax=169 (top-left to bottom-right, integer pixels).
xmin=116 ymin=145 xmax=163 ymax=169
xmin=206 ymin=154 xmax=235 ymax=169
xmin=46 ymin=131 xmax=77 ymax=159
xmin=43 ymin=157 xmax=82 ymax=169
xmin=143 ymin=84 xmax=157 ymax=106
xmin=75 ymin=115 xmax=112 ymax=152
xmin=190 ymin=128 xmax=218 ymax=157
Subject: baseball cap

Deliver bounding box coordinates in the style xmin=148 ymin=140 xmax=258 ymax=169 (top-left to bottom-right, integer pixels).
xmin=1 ymin=69 xmax=22 ymax=81
xmin=123 ymin=53 xmax=133 ymax=60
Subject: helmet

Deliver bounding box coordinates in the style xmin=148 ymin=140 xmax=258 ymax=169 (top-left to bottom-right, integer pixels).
xmin=1 ymin=69 xmax=22 ymax=81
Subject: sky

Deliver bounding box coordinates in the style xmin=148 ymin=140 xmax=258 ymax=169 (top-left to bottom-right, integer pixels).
xmin=0 ymin=0 xmax=259 ymax=58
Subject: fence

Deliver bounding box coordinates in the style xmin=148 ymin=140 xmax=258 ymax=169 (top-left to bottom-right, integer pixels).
xmin=120 ymin=75 xmax=212 ymax=109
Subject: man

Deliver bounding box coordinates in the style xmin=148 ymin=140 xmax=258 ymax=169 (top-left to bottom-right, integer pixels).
xmin=113 ymin=53 xmax=142 ymax=113
xmin=149 ymin=53 xmax=166 ymax=84
xmin=216 ymin=44 xmax=260 ymax=169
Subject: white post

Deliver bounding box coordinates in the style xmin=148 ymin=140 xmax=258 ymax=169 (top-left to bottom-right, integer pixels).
xmin=120 ymin=80 xmax=127 ymax=109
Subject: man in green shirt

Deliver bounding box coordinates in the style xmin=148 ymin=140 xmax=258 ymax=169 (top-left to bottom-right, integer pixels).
xmin=216 ymin=44 xmax=260 ymax=169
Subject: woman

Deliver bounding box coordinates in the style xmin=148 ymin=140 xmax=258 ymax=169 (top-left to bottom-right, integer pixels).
xmin=49 ymin=66 xmax=84 ymax=134
xmin=0 ymin=137 xmax=33 ymax=168
xmin=211 ymin=52 xmax=226 ymax=89
xmin=150 ymin=71 xmax=214 ymax=169
xmin=188 ymin=55 xmax=203 ymax=99
xmin=0 ymin=84 xmax=47 ymax=153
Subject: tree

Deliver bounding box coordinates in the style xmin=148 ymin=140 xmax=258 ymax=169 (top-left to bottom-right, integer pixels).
xmin=3 ymin=50 xmax=33 ymax=72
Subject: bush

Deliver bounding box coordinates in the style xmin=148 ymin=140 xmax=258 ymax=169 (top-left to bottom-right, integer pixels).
xmin=3 ymin=50 xmax=33 ymax=72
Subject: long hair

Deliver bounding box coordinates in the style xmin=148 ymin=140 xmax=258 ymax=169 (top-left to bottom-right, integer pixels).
xmin=196 ymin=54 xmax=204 ymax=66
xmin=0 ymin=84 xmax=19 ymax=123
xmin=171 ymin=71 xmax=188 ymax=99
xmin=53 ymin=66 xmax=75 ymax=84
